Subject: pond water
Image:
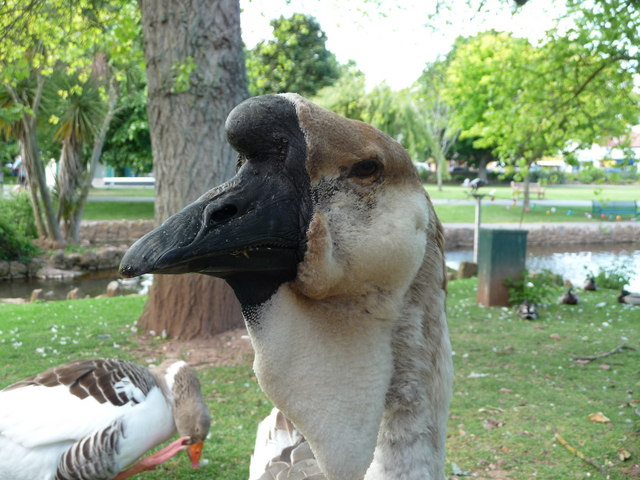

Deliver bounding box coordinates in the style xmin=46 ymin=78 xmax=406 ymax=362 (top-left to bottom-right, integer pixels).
xmin=1 ymin=243 xmax=639 ymax=302
xmin=0 ymin=270 xmax=152 ymax=302
xmin=446 ymin=242 xmax=640 ymax=291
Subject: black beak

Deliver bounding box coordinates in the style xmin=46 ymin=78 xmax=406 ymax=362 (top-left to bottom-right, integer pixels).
xmin=119 ymin=95 xmax=311 ymax=302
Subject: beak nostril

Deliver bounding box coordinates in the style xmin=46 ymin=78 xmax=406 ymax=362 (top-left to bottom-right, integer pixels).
xmin=209 ymin=204 xmax=238 ymax=224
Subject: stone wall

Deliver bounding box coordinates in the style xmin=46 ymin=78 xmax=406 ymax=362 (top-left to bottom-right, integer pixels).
xmin=0 ymin=220 xmax=154 ymax=281
xmin=79 ymin=220 xmax=155 ymax=245
xmin=444 ymin=222 xmax=640 ymax=249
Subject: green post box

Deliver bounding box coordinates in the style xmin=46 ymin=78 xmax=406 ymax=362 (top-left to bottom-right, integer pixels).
xmin=477 ymin=228 xmax=528 ymax=306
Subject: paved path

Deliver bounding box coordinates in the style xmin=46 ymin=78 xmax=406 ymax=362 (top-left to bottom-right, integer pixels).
xmin=433 ymin=198 xmax=591 ymax=207
xmin=443 ymin=221 xmax=640 ymax=230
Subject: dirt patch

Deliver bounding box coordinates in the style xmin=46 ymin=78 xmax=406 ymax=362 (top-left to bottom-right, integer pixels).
xmin=130 ymin=327 xmax=255 ymax=368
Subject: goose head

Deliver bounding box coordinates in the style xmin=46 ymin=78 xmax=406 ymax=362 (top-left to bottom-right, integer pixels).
xmin=158 ymin=361 xmax=211 ymax=468
xmin=121 ymin=94 xmax=451 ymax=479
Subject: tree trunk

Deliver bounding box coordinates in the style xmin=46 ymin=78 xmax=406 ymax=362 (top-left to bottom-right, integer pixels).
xmin=522 ymin=173 xmax=531 ymax=212
xmin=19 ymin=120 xmax=64 ymax=246
xmin=137 ymin=0 xmax=247 ymax=339
xmin=477 ymin=152 xmax=491 ymax=182
xmin=434 ymin=150 xmax=445 ymax=191
xmin=70 ymin=79 xmax=121 ymax=244
xmin=57 ymin=136 xmax=84 ymax=240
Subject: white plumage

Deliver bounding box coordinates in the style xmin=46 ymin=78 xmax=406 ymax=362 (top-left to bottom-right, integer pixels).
xmin=0 ymin=358 xmax=210 ymax=480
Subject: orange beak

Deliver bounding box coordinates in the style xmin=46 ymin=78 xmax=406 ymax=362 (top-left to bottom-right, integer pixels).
xmin=186 ymin=441 xmax=204 ymax=469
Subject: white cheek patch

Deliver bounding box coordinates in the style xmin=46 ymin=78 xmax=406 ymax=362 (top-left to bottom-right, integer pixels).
xmin=295 ymin=187 xmax=429 ymax=300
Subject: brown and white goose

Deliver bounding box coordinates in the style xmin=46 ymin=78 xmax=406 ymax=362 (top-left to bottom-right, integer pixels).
xmin=0 ymin=358 xmax=210 ymax=480
xmin=120 ymin=94 xmax=453 ymax=480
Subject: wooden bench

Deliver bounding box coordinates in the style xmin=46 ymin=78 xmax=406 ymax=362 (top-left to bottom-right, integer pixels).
xmin=591 ymin=200 xmax=639 ymax=217
xmin=510 ymin=181 xmax=546 ymax=199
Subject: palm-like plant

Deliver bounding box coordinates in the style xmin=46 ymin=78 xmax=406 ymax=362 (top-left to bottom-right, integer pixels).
xmin=52 ymin=74 xmax=104 ymax=241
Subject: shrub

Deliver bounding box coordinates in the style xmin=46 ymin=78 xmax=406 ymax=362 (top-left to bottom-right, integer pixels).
xmin=504 ymin=269 xmax=560 ymax=306
xmin=0 ymin=215 xmax=40 ymax=262
xmin=0 ymin=192 xmax=37 ymax=238
xmin=586 ymin=263 xmax=632 ymax=290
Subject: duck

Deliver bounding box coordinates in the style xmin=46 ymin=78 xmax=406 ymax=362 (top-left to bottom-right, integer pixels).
xmin=517 ymin=300 xmax=539 ymax=320
xmin=560 ymin=288 xmax=579 ymax=305
xmin=120 ymin=93 xmax=453 ymax=480
xmin=583 ymin=276 xmax=597 ymax=291
xmin=0 ymin=358 xmax=211 ymax=480
xmin=618 ymin=289 xmax=640 ymax=305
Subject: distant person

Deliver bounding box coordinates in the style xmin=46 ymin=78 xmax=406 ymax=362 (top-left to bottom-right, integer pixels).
xmin=11 ymin=154 xmax=26 ymax=186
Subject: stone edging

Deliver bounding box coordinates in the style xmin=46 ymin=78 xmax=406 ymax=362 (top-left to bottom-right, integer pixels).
xmin=444 ymin=222 xmax=640 ymax=249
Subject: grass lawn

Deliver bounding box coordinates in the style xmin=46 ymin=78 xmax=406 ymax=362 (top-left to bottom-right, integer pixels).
xmin=87 ymin=184 xmax=640 ymax=203
xmin=1 ymin=280 xmax=637 ymax=479
xmin=81 ymin=184 xmax=640 ymax=224
xmin=89 ymin=187 xmax=155 ymax=198
xmin=82 ymin=201 xmax=154 ymax=220
xmin=433 ymin=203 xmax=638 ymax=224
xmin=424 ymin=184 xmax=640 ymax=202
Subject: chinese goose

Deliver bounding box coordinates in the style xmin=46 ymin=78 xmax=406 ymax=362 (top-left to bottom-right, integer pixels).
xmin=120 ymin=94 xmax=453 ymax=480
xmin=0 ymin=358 xmax=210 ymax=480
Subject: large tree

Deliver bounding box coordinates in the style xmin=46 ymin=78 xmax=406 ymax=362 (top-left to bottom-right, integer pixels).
xmin=444 ymin=31 xmax=638 ymax=209
xmin=0 ymin=0 xmax=141 ymax=245
xmin=137 ymin=0 xmax=247 ymax=339
xmin=414 ymin=63 xmax=458 ymax=190
xmin=247 ymin=13 xmax=340 ymax=97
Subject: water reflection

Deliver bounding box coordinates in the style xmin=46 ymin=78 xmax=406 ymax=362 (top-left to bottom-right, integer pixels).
xmin=0 ymin=270 xmax=152 ymax=302
xmin=446 ymin=243 xmax=640 ymax=291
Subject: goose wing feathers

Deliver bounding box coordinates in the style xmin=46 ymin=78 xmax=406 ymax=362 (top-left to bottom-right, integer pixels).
xmin=0 ymin=359 xmax=177 ymax=480
xmin=0 ymin=358 xmax=158 ymax=448
xmin=251 ymin=409 xmax=326 ymax=480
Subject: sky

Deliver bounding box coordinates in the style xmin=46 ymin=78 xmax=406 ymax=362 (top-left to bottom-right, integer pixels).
xmin=240 ymin=0 xmax=565 ymax=90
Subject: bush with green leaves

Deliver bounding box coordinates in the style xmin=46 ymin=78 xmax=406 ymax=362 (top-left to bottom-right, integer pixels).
xmin=504 ymin=269 xmax=561 ymax=306
xmin=586 ymin=263 xmax=633 ymax=290
xmin=0 ymin=192 xmax=37 ymax=238
xmin=0 ymin=215 xmax=40 ymax=262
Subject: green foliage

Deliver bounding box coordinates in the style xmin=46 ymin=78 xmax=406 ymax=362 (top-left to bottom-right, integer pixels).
xmin=247 ymin=13 xmax=340 ymax=97
xmin=586 ymin=263 xmax=633 ymax=290
xmin=504 ymin=269 xmax=560 ymax=305
xmin=313 ymin=62 xmax=369 ymax=119
xmin=444 ymin=31 xmax=639 ymax=175
xmin=573 ymin=165 xmax=608 ymax=185
xmin=0 ymin=215 xmax=40 ymax=262
xmin=0 ymin=192 xmax=37 ymax=238
xmin=101 ymin=98 xmax=152 ymax=175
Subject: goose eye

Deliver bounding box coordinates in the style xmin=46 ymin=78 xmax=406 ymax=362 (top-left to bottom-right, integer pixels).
xmin=349 ymin=160 xmax=381 ymax=179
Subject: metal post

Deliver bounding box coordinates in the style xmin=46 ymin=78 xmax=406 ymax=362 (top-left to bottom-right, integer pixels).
xmin=473 ymin=194 xmax=483 ymax=263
